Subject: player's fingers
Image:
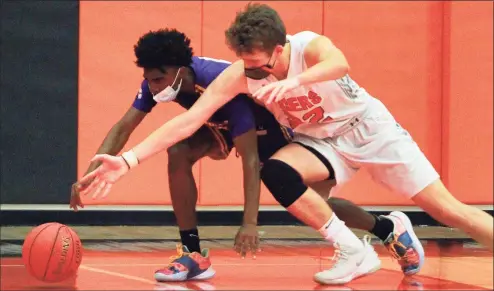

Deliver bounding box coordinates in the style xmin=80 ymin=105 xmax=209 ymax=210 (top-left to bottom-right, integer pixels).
xmin=248 ymin=237 xmax=257 ymax=259
xmin=235 ymin=235 xmax=245 ymax=258
xmin=254 ymin=234 xmax=261 ymax=253
xmin=80 ymin=175 xmax=101 ymax=196
xmin=233 ymin=235 xmax=242 ymax=252
xmin=100 ymin=183 xmax=113 ymax=199
xmin=69 ymin=198 xmax=77 ymax=211
xmin=92 ymin=181 xmax=107 ymax=200
xmin=235 ymin=241 xmax=243 ymax=255
xmin=275 ymin=86 xmax=289 ymax=102
xmin=77 ymin=181 xmax=91 ymax=192
xmin=252 ymin=86 xmax=267 ymax=99
xmin=254 ymin=85 xmax=272 ymax=100
xmin=79 ymin=168 xmax=100 ymax=185
xmin=70 ymin=187 xmax=77 ymax=211
xmin=266 ymin=86 xmax=282 ymax=104
xmin=241 ymin=243 xmax=247 ymax=259
xmin=77 ymin=194 xmax=84 ymax=208
xmin=70 ymin=194 xmax=81 ymax=210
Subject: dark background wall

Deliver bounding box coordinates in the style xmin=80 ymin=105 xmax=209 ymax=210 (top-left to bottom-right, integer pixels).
xmin=0 ymin=0 xmax=79 ymax=204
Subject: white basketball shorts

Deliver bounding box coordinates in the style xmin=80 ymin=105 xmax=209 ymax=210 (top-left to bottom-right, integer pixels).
xmin=294 ymin=98 xmax=440 ymax=198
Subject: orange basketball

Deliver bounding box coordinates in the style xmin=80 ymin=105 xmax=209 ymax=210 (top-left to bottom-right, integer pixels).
xmin=22 ymin=222 xmax=83 ymax=282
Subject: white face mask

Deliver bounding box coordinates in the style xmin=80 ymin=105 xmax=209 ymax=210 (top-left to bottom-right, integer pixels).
xmin=152 ymin=68 xmax=182 ymax=103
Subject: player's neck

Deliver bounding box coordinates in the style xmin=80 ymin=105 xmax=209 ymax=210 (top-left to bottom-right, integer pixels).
xmin=181 ymin=67 xmax=196 ymax=92
xmin=272 ymin=42 xmax=291 ymax=81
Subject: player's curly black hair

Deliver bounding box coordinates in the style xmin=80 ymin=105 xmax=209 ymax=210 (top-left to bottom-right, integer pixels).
xmin=225 ymin=3 xmax=286 ymax=55
xmin=134 ymin=28 xmax=194 ymax=71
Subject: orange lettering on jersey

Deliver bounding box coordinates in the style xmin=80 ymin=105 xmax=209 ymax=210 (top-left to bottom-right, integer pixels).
xmin=297 ymin=96 xmax=313 ymax=110
xmin=285 ymin=111 xmax=304 ymax=128
xmin=285 ymin=97 xmax=302 ymax=111
xmin=308 ymin=91 xmax=322 ymax=104
xmin=276 ymin=91 xmax=331 ymax=128
xmin=302 ymin=106 xmax=324 ymax=124
xmin=277 ymin=99 xmax=289 ymax=111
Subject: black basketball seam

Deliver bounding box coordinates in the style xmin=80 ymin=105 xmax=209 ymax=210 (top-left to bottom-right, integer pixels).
xmin=42 ymin=225 xmax=64 ymax=281
xmin=66 ymin=228 xmax=77 ymax=276
xmin=27 ymin=223 xmax=56 ymax=277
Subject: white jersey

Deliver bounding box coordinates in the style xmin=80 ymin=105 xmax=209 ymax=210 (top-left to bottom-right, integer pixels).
xmin=246 ymin=31 xmax=374 ymax=138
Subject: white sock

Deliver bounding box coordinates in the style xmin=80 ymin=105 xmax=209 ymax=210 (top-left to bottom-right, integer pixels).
xmin=318 ymin=213 xmax=364 ymax=249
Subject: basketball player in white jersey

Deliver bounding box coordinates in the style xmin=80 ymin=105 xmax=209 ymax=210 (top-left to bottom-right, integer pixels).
xmin=78 ymin=3 xmax=493 ymax=285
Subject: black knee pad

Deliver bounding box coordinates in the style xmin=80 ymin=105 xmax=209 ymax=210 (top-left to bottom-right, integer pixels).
xmin=260 ymin=159 xmax=308 ymax=208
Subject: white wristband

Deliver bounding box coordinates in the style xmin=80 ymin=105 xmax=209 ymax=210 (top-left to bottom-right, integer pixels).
xmin=121 ymin=150 xmax=139 ymax=169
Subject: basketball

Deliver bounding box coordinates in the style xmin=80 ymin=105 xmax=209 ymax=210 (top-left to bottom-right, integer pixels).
xmin=22 ymin=222 xmax=83 ymax=282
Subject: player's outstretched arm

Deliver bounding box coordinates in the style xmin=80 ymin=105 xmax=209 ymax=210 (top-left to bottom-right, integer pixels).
xmin=70 ymin=106 xmax=146 ymax=211
xmin=234 ymin=128 xmax=261 ymax=226
xmin=253 ymin=34 xmax=350 ymax=104
xmin=78 ymin=61 xmax=248 ymax=199
xmin=85 ymin=107 xmax=147 ymax=173
xmin=233 ymin=128 xmax=262 ymax=258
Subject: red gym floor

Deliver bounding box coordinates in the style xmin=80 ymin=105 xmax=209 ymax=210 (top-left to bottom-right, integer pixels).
xmin=1 ymin=241 xmax=492 ymax=290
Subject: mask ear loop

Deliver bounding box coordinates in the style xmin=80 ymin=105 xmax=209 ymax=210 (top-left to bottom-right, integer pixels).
xmin=149 ymin=67 xmax=183 ymax=97
xmin=171 ymin=67 xmax=182 ymax=89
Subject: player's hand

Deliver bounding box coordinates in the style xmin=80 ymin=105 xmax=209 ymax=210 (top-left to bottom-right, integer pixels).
xmin=234 ymin=224 xmax=260 ymax=259
xmin=78 ymin=154 xmax=129 ymax=200
xmin=252 ymin=77 xmax=300 ymax=105
xmin=69 ymin=179 xmax=92 ymax=211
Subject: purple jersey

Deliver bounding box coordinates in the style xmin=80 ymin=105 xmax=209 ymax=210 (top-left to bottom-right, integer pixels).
xmin=132 ymin=56 xmax=257 ymax=138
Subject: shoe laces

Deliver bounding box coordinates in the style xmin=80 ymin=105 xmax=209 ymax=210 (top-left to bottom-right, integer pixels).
xmin=387 ymin=234 xmax=419 ymax=266
xmin=330 ymin=235 xmax=372 ymax=267
xmin=330 ymin=242 xmax=351 ymax=268
xmin=167 ymin=244 xmax=190 ymax=265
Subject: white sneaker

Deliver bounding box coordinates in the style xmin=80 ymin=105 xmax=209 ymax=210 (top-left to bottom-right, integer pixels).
xmin=314 ymin=235 xmax=381 ymax=285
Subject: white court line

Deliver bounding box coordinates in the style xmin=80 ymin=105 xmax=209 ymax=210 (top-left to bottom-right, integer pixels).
xmin=79 ymin=265 xmax=156 ymax=284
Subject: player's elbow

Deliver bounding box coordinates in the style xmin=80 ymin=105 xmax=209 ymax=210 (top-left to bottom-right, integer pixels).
xmin=337 ymin=63 xmax=349 ymax=77
xmin=328 ymin=50 xmax=350 ymax=76
xmin=334 ymin=55 xmax=350 ymax=75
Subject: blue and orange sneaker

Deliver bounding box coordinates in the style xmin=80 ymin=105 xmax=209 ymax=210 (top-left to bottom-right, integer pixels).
xmin=381 ymin=211 xmax=425 ymax=276
xmin=154 ymin=244 xmax=215 ymax=282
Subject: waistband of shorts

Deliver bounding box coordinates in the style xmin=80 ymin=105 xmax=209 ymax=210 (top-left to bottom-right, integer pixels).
xmin=331 ymin=106 xmax=371 ymax=137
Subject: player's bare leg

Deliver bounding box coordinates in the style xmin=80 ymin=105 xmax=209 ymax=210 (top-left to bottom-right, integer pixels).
xmin=309 ymin=181 xmax=378 ymax=231
xmin=262 ymin=144 xmax=381 ymax=285
xmin=155 ymin=127 xmax=218 ymax=282
xmin=167 ymin=138 xmax=210 ymax=251
xmin=412 ymin=179 xmax=493 ymax=252
xmin=327 ymin=197 xmax=379 ymax=233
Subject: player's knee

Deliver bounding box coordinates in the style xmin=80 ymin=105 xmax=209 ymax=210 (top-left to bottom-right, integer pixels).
xmin=260 ymin=159 xmax=308 ymax=208
xmin=434 ymin=202 xmax=475 ymax=229
xmin=167 ymin=143 xmax=195 ymax=172
xmin=327 ymin=197 xmax=349 ymax=211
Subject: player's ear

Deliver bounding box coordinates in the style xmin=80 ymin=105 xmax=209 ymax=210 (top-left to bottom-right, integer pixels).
xmin=177 ymin=66 xmax=187 ymax=76
xmin=274 ymin=44 xmax=284 ymax=55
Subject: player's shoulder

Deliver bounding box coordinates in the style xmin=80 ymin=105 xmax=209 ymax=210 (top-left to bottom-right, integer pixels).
xmin=191 ymin=56 xmax=232 ymax=73
xmin=191 ymin=56 xmax=234 ymax=87
xmin=137 ymin=79 xmax=151 ymax=95
xmin=288 ymin=31 xmax=322 ymax=43
xmin=193 ymin=56 xmax=232 ymax=65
